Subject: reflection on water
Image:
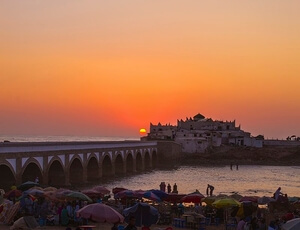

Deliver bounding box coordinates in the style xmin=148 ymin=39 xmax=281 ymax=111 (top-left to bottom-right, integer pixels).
xmin=94 ymin=165 xmax=300 ymax=197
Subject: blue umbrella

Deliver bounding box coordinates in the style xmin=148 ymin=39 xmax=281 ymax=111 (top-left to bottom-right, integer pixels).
xmin=114 ymin=190 xmax=137 ymax=199
xmin=148 ymin=189 xmax=168 ymax=199
xmin=123 ymin=202 xmax=159 ymax=227
xmin=142 ymin=191 xmax=161 ymax=202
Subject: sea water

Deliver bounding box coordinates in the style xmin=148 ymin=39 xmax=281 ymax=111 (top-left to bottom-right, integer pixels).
xmin=99 ymin=165 xmax=300 ymax=197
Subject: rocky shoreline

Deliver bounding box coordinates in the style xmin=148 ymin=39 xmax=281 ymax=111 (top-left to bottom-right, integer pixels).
xmin=178 ymin=145 xmax=300 ymax=166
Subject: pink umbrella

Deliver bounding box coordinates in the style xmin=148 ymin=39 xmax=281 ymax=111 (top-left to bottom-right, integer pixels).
xmin=77 ymin=203 xmax=124 ymax=223
xmin=82 ymin=189 xmax=104 ymax=198
xmin=93 ymin=186 xmax=110 ymax=195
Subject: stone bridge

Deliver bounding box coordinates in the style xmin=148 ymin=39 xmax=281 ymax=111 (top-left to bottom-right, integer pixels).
xmin=0 ymin=141 xmax=158 ymax=189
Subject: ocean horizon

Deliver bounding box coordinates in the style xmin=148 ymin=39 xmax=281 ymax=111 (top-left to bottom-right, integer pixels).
xmin=0 ymin=135 xmax=140 ymax=143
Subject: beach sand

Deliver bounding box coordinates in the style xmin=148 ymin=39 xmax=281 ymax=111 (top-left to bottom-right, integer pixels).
xmin=1 ymin=222 xmax=225 ymax=230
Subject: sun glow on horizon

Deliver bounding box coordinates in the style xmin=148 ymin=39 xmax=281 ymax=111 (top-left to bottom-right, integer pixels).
xmin=139 ymin=128 xmax=147 ymax=135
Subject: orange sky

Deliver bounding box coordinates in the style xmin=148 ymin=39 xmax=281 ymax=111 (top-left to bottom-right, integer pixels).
xmin=1 ymin=1 xmax=300 ymax=139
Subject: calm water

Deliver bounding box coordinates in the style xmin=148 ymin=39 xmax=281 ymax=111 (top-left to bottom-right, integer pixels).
xmin=0 ymin=135 xmax=139 ymax=142
xmin=99 ymin=165 xmax=300 ymax=197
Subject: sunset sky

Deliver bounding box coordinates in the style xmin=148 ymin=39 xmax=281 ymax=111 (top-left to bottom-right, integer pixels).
xmin=1 ymin=1 xmax=299 ymax=139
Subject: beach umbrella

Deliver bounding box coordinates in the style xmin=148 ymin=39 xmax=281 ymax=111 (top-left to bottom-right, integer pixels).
xmin=212 ymin=198 xmax=241 ymax=208
xmin=239 ymin=196 xmax=259 ymax=203
xmin=4 ymin=202 xmax=20 ymax=225
xmin=123 ymin=202 xmax=159 ymax=227
xmin=202 ymin=196 xmax=219 ymax=205
xmin=44 ymin=191 xmax=59 ymax=201
xmin=43 ymin=187 xmax=57 ymax=192
xmin=282 ymin=218 xmax=300 ymax=230
xmin=112 ymin=187 xmax=127 ymax=195
xmin=77 ymin=203 xmax=124 ymax=223
xmin=115 ymin=190 xmax=138 ymax=199
xmin=181 ymin=194 xmax=205 ymax=203
xmin=28 ymin=186 xmax=43 ymax=191
xmin=92 ymin=186 xmax=110 ymax=195
xmin=82 ymin=189 xmax=104 ymax=198
xmin=0 ymin=200 xmax=13 ymax=223
xmin=24 ymin=189 xmax=45 ymax=197
xmin=189 ymin=189 xmax=202 ymax=195
xmin=148 ymin=189 xmax=168 ymax=199
xmin=257 ymin=196 xmax=275 ymax=205
xmin=136 ymin=191 xmax=161 ymax=202
xmin=66 ymin=191 xmax=92 ymax=202
xmin=4 ymin=190 xmax=22 ymax=199
xmin=55 ymin=188 xmax=73 ymax=199
xmin=229 ymin=194 xmax=243 ymax=200
xmin=17 ymin=181 xmax=39 ymax=191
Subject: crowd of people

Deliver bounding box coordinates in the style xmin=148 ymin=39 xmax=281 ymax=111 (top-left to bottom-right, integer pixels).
xmin=1 ymin=184 xmax=299 ymax=230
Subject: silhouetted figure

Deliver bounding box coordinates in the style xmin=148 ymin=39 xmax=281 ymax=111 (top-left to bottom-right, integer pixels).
xmin=236 ymin=164 xmax=239 ymax=170
xmin=159 ymin=182 xmax=166 ymax=192
xmin=167 ymin=183 xmax=171 ymax=193
xmin=207 ymin=184 xmax=214 ymax=196
xmin=230 ymin=163 xmax=233 ymax=170
xmin=173 ymin=183 xmax=178 ymax=193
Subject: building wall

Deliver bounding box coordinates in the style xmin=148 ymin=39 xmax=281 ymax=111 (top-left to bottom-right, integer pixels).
xmin=264 ymin=140 xmax=300 ymax=146
xmin=175 ymin=137 xmax=209 ymax=153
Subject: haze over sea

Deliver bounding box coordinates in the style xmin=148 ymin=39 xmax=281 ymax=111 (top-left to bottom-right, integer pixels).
xmin=2 ymin=135 xmax=299 ymax=198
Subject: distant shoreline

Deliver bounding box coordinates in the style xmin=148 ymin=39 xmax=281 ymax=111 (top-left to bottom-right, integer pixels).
xmin=177 ymin=145 xmax=300 ymax=166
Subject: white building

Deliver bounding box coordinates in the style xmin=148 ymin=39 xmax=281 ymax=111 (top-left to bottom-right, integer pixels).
xmin=147 ymin=113 xmax=263 ymax=153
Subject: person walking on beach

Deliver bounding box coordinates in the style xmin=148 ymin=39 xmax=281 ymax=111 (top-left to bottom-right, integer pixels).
xmin=206 ymin=185 xmax=209 ymax=196
xmin=236 ymin=164 xmax=239 ymax=170
xmin=230 ymin=163 xmax=233 ymax=170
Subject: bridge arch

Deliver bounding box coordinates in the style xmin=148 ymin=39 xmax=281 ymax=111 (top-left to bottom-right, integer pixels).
xmin=136 ymin=151 xmax=143 ymax=171
xmin=144 ymin=151 xmax=151 ymax=169
xmin=126 ymin=152 xmax=134 ymax=173
xmin=87 ymin=156 xmax=99 ymax=181
xmin=114 ymin=153 xmax=124 ymax=175
xmin=21 ymin=159 xmax=43 ymax=183
xmin=152 ymin=150 xmax=157 ymax=168
xmin=47 ymin=159 xmax=65 ymax=186
xmin=69 ymin=157 xmax=84 ymax=184
xmin=0 ymin=162 xmax=16 ymax=190
xmin=101 ymin=154 xmax=113 ymax=177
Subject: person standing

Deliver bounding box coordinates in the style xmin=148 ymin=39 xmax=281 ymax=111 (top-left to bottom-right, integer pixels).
xmin=206 ymin=185 xmax=209 ymax=196
xmin=209 ymin=185 xmax=214 ymax=196
xmin=173 ymin=183 xmax=178 ymax=193
xmin=167 ymin=184 xmax=171 ymax=193
xmin=162 ymin=182 xmax=166 ymax=192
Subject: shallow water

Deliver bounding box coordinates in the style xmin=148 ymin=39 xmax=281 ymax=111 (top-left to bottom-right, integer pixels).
xmin=98 ymin=165 xmax=300 ymax=197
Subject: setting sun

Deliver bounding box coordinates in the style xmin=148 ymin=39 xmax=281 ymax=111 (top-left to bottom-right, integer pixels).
xmin=139 ymin=128 xmax=147 ymax=135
